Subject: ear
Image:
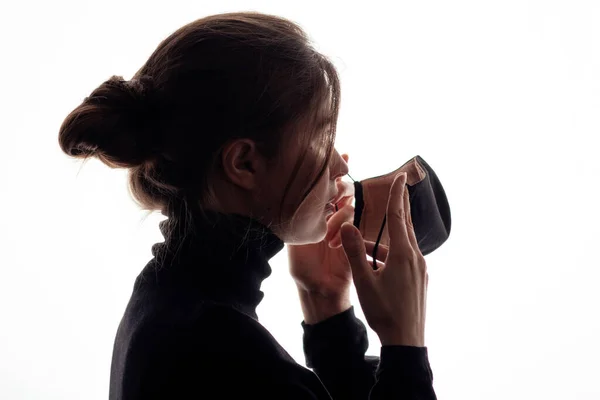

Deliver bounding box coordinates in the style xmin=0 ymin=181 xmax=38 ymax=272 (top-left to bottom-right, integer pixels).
xmin=219 ymin=139 xmax=266 ymax=191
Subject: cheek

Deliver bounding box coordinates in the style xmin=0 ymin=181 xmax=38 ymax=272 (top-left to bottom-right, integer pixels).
xmin=282 ymin=155 xmax=331 ymax=219
xmin=291 ymin=184 xmax=330 ymax=225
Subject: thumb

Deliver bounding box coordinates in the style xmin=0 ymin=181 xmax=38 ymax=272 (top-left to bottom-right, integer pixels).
xmin=340 ymin=222 xmax=372 ymax=284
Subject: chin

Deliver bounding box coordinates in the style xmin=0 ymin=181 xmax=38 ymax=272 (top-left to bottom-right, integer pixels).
xmin=289 ymin=219 xmax=329 ymax=245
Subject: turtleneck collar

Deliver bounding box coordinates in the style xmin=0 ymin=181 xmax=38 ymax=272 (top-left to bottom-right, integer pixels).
xmin=137 ymin=207 xmax=285 ymax=320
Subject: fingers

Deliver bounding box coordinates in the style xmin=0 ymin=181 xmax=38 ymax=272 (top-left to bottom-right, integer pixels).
xmin=386 ymin=173 xmax=411 ymax=257
xmin=340 ymin=223 xmax=373 ymax=288
xmin=325 ymin=203 xmax=355 ymax=242
xmin=325 ymin=180 xmax=355 ymax=244
xmin=366 ymin=258 xmax=385 ymax=270
xmin=335 ymin=180 xmax=355 ymax=206
xmin=364 ymin=240 xmax=389 ymax=262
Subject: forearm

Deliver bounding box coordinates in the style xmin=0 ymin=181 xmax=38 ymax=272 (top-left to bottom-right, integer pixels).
xmin=299 ymin=289 xmax=378 ymax=399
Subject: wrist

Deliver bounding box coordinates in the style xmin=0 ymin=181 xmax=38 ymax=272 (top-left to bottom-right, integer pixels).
xmin=378 ymin=329 xmax=425 ymax=347
xmin=297 ymin=286 xmax=352 ymax=325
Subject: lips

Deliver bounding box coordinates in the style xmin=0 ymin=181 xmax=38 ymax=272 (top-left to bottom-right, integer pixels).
xmin=329 ymin=181 xmax=354 ymax=207
xmin=328 ymin=194 xmax=344 ymax=207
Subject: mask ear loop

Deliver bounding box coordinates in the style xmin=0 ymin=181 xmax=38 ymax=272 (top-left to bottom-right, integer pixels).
xmin=372 ymin=213 xmax=386 ymax=270
xmin=335 ymin=173 xmax=383 ymax=271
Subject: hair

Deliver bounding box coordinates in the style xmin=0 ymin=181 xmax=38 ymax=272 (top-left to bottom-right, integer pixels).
xmin=58 ymin=12 xmax=340 ymax=239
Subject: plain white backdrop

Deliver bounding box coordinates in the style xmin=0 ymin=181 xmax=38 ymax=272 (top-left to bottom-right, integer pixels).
xmin=1 ymin=0 xmax=599 ymax=399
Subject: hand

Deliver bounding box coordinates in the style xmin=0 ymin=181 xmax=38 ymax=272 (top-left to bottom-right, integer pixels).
xmin=339 ymin=172 xmax=429 ymax=347
xmin=288 ymin=154 xmax=356 ymax=298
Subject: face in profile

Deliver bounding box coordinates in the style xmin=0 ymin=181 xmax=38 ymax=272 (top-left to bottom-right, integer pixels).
xmin=270 ymin=142 xmax=349 ymax=245
xmin=215 ymin=96 xmax=348 ymax=244
xmin=263 ymin=95 xmax=349 ymax=244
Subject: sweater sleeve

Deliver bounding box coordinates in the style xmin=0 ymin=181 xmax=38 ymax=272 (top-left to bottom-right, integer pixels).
xmin=302 ymin=306 xmax=437 ymax=399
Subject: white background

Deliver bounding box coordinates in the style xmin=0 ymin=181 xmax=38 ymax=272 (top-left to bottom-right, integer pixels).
xmin=1 ymin=1 xmax=599 ymax=399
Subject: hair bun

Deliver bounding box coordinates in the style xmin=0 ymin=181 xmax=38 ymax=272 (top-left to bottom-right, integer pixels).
xmin=58 ymin=74 xmax=161 ymax=168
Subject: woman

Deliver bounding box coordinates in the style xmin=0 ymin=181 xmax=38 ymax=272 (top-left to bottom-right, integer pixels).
xmin=58 ymin=12 xmax=435 ymax=399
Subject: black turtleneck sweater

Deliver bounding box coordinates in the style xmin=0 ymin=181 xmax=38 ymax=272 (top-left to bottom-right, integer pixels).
xmin=109 ymin=209 xmax=437 ymax=399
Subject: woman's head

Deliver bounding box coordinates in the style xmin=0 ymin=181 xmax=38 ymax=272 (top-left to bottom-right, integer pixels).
xmin=58 ymin=11 xmax=348 ymax=244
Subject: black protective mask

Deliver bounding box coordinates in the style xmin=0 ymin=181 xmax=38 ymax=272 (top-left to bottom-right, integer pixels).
xmin=350 ymin=155 xmax=451 ymax=268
